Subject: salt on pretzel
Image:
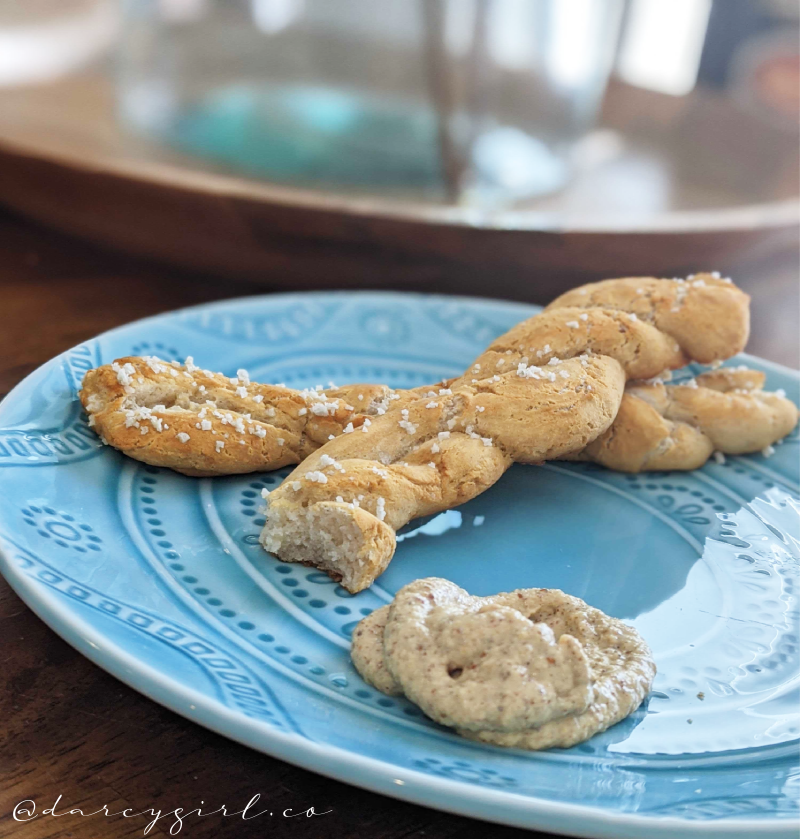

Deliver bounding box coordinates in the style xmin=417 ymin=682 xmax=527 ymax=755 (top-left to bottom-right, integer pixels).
xmin=80 ymin=357 xmax=423 ymax=477
xmin=80 ymin=356 xmax=796 ymax=478
xmin=260 ymin=275 xmax=753 ymax=591
xmin=80 ymin=275 xmax=794 ymax=477
xmin=351 ymin=578 xmax=656 ymax=750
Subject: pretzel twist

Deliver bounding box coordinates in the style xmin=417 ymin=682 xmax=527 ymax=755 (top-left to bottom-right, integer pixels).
xmin=81 ymin=276 xmax=793 ymax=481
xmin=260 ymin=275 xmax=760 ymax=591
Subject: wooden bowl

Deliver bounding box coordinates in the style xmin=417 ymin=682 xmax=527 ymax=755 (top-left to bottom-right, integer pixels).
xmin=0 ymin=72 xmax=796 ymax=302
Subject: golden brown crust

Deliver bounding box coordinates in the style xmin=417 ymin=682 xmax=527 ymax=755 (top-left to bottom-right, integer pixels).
xmin=261 ymin=356 xmax=625 ymax=591
xmin=261 ymin=276 xmax=758 ymax=591
xmin=574 ymin=371 xmax=798 ymax=471
xmin=77 ymin=276 xmax=796 ymax=589
xmin=545 ymin=274 xmax=750 ymax=364
xmin=79 ymin=276 xmax=786 ymax=481
xmin=80 ymin=356 xmax=422 ymax=477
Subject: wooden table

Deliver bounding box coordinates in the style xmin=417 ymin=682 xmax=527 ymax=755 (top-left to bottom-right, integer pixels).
xmin=0 ymin=208 xmax=797 ymax=839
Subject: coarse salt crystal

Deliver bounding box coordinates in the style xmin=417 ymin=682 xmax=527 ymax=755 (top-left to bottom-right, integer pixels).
xmin=291 ymin=481 xmax=302 ymax=491
xmin=177 ymin=432 xmax=190 ymax=443
xmin=144 ymin=357 xmax=166 ymax=374
xmin=762 ymin=445 xmax=775 ymax=458
xmin=376 ymin=497 xmax=386 ymax=521
xmin=215 ymin=440 xmax=225 ymax=452
xmin=579 ymin=313 xmax=588 ymax=321
xmin=305 ymin=470 xmax=328 ymax=483
xmin=112 ymin=361 xmax=136 ymax=387
xmin=713 ymin=451 xmax=726 ymax=465
xmin=431 ymin=442 xmax=440 ymax=453
xmin=342 ymin=422 xmax=354 ymax=434
xmin=319 ymin=454 xmax=345 ymax=472
xmin=298 ymin=408 xmax=307 ymax=416
xmin=566 ymin=320 xmax=580 ymax=329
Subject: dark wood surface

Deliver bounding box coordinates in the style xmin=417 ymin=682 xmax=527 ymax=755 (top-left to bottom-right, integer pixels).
xmin=0 ymin=208 xmax=797 ymax=839
xmin=0 ymin=73 xmax=798 ymax=300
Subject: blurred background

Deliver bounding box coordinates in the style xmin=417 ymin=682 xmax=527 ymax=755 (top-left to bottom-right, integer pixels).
xmin=0 ymin=0 xmax=797 ymax=363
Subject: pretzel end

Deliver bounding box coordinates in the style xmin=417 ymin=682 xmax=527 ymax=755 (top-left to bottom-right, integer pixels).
xmin=261 ymin=500 xmax=396 ymax=593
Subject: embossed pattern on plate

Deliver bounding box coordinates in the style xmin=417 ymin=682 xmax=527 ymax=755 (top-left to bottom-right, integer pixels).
xmin=0 ymin=292 xmax=798 ymax=839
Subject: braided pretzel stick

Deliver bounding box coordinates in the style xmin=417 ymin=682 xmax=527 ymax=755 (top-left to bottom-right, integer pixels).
xmin=260 ymin=276 xmax=762 ymax=592
xmin=80 ymin=277 xmax=793 ymax=478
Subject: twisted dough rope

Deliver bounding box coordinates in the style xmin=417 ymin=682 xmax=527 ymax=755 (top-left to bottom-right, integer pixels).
xmin=80 ymin=276 xmax=794 ymax=478
xmin=260 ymin=275 xmax=769 ymax=592
xmin=80 ymin=358 xmax=425 ymax=477
xmin=573 ymin=367 xmax=797 ymax=472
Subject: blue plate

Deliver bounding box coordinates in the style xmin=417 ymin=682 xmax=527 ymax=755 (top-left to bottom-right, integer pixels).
xmin=1 ymin=292 xmax=798 ymax=838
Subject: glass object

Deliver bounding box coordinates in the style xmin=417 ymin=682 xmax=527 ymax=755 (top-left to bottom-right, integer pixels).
xmin=118 ymin=0 xmax=623 ymax=205
xmin=0 ymin=0 xmax=117 ymax=86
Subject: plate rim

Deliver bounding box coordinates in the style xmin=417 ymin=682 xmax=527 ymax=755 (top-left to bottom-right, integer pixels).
xmin=0 ymin=289 xmax=798 ymax=839
xmin=1 ymin=552 xmax=796 ymax=839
